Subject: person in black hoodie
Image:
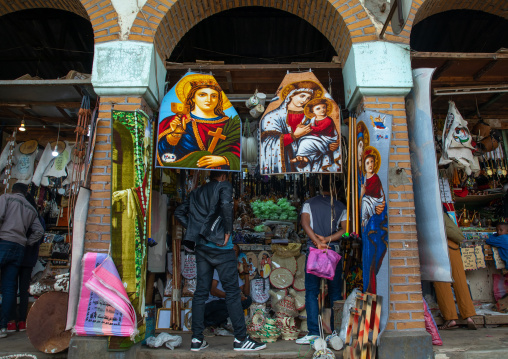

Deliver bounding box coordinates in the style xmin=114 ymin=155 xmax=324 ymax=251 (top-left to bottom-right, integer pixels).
xmin=174 ymin=171 xmax=265 ymax=352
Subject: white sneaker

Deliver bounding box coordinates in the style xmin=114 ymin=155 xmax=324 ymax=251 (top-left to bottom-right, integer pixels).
xmin=0 ymin=328 xmax=7 ymax=339
xmin=295 ymin=334 xmax=319 ymax=344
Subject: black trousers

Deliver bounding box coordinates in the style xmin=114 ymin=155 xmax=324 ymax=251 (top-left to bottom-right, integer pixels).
xmin=204 ymin=296 xmax=252 ymax=328
xmin=192 ymin=245 xmax=246 ymax=341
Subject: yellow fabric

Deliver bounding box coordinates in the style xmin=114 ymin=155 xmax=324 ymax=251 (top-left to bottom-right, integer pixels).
xmin=434 ymin=239 xmax=476 ymax=320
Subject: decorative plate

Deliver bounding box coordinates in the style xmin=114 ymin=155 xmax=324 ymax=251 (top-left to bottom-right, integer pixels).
xmin=269 ymin=267 xmax=294 ymax=289
xmin=245 ymin=252 xmax=258 ymax=280
xmin=271 ymin=254 xmax=297 ymax=275
xmin=251 ymin=278 xmax=270 ymax=303
xmin=258 ymin=251 xmax=272 ymax=278
xmin=181 ymin=254 xmax=197 ymax=279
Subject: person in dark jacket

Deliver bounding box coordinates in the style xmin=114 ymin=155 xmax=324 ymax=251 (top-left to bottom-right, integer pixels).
xmin=0 ymin=183 xmax=44 ymax=338
xmin=174 ymin=171 xmax=265 ymax=352
xmin=6 ymin=193 xmax=45 ymax=333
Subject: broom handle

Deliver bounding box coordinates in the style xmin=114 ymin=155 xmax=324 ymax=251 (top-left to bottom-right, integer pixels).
xmin=354 ymin=115 xmax=359 ymax=234
xmin=346 ymin=116 xmax=351 ymax=234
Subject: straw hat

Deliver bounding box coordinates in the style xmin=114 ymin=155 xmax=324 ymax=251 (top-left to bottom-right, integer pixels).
xmin=19 ymin=140 xmax=38 ymax=155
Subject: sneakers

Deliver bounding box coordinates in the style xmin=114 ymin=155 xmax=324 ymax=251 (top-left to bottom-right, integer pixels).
xmin=0 ymin=328 xmax=7 ymax=338
xmin=295 ymin=334 xmax=319 ymax=344
xmin=215 ymin=327 xmax=233 ymax=336
xmin=233 ymin=335 xmax=266 ymax=351
xmin=18 ymin=322 xmax=26 ymax=332
xmin=190 ymin=338 xmax=209 ymax=351
xmin=6 ymin=322 xmax=16 ymax=333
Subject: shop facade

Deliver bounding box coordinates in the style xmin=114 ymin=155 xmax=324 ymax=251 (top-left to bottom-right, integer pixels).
xmin=1 ymin=0 xmax=507 ymax=358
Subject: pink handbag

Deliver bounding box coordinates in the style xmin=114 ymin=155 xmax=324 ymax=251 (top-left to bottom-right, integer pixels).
xmin=306 ymin=247 xmax=341 ymax=280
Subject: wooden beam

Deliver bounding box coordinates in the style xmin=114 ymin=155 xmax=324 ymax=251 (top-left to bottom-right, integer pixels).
xmin=466 ymin=93 xmax=506 ymax=117
xmin=433 ymin=60 xmax=454 ymax=80
xmin=0 ymin=113 xmax=75 ymax=125
xmin=411 ymin=52 xmax=508 ymax=60
xmin=0 ymin=101 xmax=81 ymax=108
xmin=166 ymin=62 xmax=342 ymax=70
xmin=473 ymin=60 xmax=498 ymax=80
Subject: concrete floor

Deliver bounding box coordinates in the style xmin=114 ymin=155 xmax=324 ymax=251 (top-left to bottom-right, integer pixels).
xmin=1 ymin=327 xmax=508 ymax=358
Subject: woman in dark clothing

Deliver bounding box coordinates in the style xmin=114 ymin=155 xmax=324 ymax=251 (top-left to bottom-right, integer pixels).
xmin=6 ymin=192 xmax=45 ymax=332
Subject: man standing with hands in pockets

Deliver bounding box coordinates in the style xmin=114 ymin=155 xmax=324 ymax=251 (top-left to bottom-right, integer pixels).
xmin=175 ymin=171 xmax=265 ymax=352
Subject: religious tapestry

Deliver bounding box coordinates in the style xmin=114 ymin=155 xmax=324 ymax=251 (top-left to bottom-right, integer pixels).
xmin=259 ymin=71 xmax=342 ymax=174
xmin=111 ymin=110 xmax=153 ymax=348
xmin=356 ymin=110 xmax=392 ymax=333
xmin=156 ymin=72 xmax=241 ymax=171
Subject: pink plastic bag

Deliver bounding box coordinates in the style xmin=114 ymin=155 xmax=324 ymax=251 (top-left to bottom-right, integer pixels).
xmin=306 ymin=247 xmax=341 ymax=280
xmin=422 ymin=297 xmax=442 ymax=346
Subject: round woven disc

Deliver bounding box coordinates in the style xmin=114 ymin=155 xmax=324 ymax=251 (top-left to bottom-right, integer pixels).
xmin=269 ymin=267 xmax=294 ymax=289
xmin=27 ymin=291 xmax=71 ymax=353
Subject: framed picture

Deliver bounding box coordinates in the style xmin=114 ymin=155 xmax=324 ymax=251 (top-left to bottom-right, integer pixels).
xmin=156 ymin=308 xmax=172 ymax=330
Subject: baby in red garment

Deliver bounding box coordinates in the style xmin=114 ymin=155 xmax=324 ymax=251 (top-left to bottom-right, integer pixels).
xmin=290 ymin=98 xmax=339 ymax=170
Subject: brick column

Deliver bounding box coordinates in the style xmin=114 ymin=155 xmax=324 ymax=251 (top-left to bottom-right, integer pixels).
xmin=84 ymin=96 xmax=153 ymax=252
xmin=357 ymin=96 xmax=425 ymax=331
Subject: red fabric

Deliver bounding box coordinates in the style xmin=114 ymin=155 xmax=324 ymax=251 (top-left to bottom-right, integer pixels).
xmin=283 ymin=112 xmax=306 ymax=146
xmin=423 ymin=298 xmax=442 ymax=345
xmin=453 ymin=188 xmax=469 ymax=197
xmin=310 ymin=116 xmax=335 ymax=137
xmin=365 ymin=174 xmax=383 ymax=199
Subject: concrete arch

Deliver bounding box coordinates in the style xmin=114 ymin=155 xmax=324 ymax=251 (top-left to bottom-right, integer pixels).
xmin=413 ymin=0 xmax=508 ymax=26
xmin=132 ymin=0 xmax=378 ymax=65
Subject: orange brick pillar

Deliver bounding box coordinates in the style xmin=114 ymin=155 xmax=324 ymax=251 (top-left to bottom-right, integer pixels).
xmin=343 ymin=41 xmax=433 ymax=358
xmin=357 ymin=96 xmax=426 ymax=331
xmin=84 ymin=96 xmax=153 ymax=252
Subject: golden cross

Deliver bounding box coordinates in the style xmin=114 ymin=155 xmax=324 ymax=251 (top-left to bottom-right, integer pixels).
xmin=207 ymin=128 xmax=226 ymax=154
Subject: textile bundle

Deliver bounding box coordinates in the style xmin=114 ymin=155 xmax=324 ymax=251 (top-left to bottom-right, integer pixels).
xmin=75 ymin=253 xmax=137 ymax=338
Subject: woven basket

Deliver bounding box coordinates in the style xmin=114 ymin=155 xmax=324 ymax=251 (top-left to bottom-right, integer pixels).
xmin=271 ymin=243 xmax=301 ymax=258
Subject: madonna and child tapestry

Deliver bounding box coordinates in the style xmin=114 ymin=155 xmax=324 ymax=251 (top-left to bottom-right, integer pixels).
xmin=259 ymin=71 xmax=342 ymax=174
xmin=156 ymin=72 xmax=241 ymax=171
xmin=356 ymin=110 xmax=392 ymax=333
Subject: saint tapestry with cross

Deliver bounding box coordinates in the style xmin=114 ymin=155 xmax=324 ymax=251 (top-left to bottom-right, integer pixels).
xmin=156 ymin=72 xmax=241 ymax=171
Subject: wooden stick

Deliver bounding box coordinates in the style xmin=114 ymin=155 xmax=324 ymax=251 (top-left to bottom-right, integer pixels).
xmin=354 ymin=115 xmax=359 ymax=234
xmin=361 ymin=294 xmax=373 ymax=359
xmin=346 ymin=116 xmax=352 ymax=234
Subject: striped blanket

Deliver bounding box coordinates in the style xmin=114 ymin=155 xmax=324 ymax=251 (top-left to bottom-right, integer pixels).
xmin=74 ymin=252 xmax=137 ymax=338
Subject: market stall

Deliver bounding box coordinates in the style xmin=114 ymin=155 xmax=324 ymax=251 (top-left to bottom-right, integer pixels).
xmin=410 ymin=51 xmax=508 ymax=326
xmin=0 ymin=76 xmax=98 ymax=352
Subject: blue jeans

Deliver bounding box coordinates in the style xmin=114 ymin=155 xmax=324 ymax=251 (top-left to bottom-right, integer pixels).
xmin=192 ymin=245 xmax=246 ymax=341
xmin=305 ymin=255 xmax=343 ymax=336
xmin=0 ymin=240 xmax=24 ymax=328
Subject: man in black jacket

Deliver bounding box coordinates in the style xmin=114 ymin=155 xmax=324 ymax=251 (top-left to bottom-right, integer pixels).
xmin=174 ymin=171 xmax=265 ymax=352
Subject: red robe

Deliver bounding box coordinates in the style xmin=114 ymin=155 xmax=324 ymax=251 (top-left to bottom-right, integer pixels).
xmin=282 ymin=111 xmax=306 ymax=146
xmin=364 ymin=174 xmax=383 ymax=199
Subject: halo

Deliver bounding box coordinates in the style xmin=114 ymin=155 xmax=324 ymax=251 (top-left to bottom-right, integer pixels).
xmin=174 ymin=74 xmax=232 ymax=110
xmin=362 ymin=146 xmax=381 ymax=175
xmin=304 ymin=98 xmax=333 ymax=119
xmin=357 ymin=121 xmax=370 ymax=147
xmin=279 ymin=80 xmax=324 ymax=102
